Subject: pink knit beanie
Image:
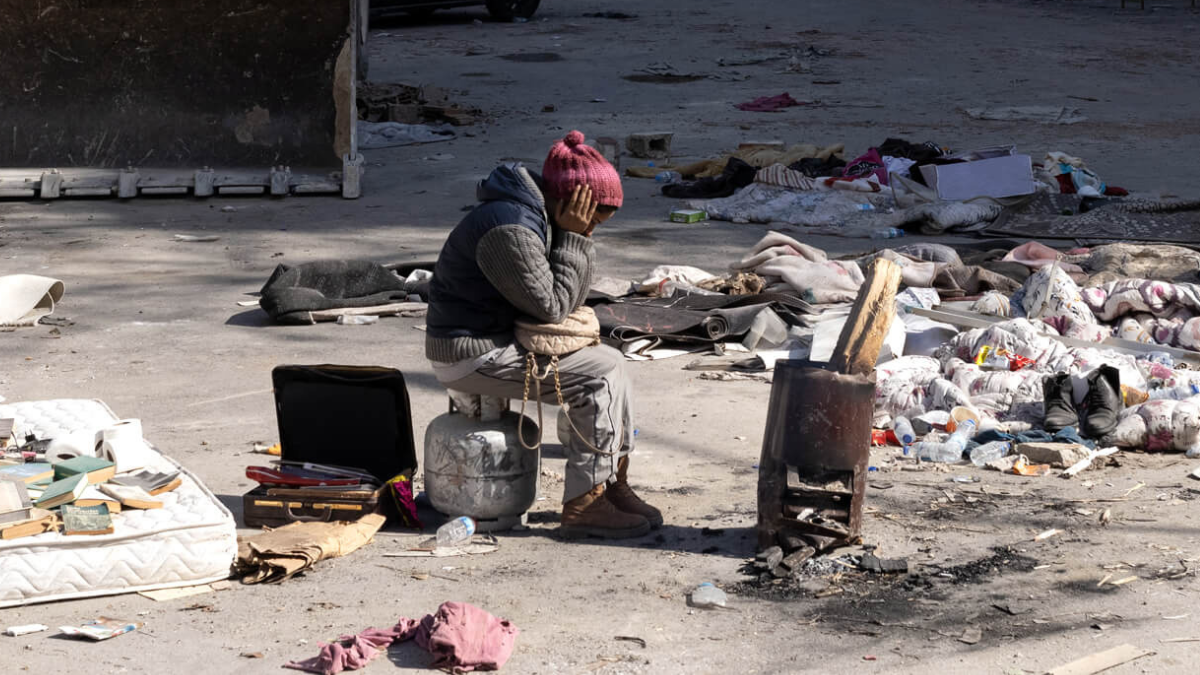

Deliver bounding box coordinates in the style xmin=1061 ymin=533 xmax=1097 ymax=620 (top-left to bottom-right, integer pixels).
xmin=541 ymin=130 xmax=624 ymax=208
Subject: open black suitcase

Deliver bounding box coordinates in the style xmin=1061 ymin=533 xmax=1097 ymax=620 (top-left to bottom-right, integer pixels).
xmin=243 ymin=364 xmax=418 ymax=528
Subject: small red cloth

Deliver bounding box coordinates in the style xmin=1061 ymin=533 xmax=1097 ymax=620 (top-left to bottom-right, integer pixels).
xmin=416 ymin=601 xmax=520 ymax=672
xmin=735 ymin=93 xmax=805 ymax=112
xmin=284 ymin=621 xmax=420 ymax=675
xmin=285 ymin=603 xmax=518 ymax=675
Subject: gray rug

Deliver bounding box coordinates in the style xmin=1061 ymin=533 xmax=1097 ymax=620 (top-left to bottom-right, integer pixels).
xmin=987 ymin=193 xmax=1200 ymax=245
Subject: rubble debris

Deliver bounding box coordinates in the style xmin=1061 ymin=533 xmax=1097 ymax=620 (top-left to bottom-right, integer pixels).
xmin=625 ymin=132 xmax=673 ymax=159
xmin=957 ymin=627 xmax=982 ymax=644
xmin=858 ymin=552 xmax=909 ymax=574
xmin=757 ymin=545 xmax=784 ymax=570
xmin=356 ymin=81 xmax=482 ymax=127
xmin=1017 ymin=439 xmax=1094 ymax=466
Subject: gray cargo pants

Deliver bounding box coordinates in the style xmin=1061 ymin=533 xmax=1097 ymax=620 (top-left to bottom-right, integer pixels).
xmin=438 ymin=343 xmax=634 ymax=502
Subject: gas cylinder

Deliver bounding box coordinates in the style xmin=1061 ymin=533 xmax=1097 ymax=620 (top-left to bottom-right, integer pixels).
xmin=424 ymin=399 xmax=540 ymax=532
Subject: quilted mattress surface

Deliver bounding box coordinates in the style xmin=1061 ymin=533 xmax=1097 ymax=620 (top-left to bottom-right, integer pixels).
xmin=0 ymin=399 xmax=237 ymax=607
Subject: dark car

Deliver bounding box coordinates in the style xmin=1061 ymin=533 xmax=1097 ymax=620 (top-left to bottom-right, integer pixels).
xmin=371 ymin=0 xmax=540 ymax=21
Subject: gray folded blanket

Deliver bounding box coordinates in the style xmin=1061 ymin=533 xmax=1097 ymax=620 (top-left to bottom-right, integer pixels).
xmin=259 ymin=261 xmax=409 ymax=324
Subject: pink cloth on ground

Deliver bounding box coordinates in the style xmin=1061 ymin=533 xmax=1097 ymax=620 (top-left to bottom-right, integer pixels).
xmin=735 ymin=93 xmax=805 ymax=112
xmin=415 ymin=601 xmax=520 ymax=672
xmin=285 ymin=603 xmax=518 ymax=675
xmin=1002 ymin=241 xmax=1084 ymax=276
xmin=285 ymin=621 xmax=420 ymax=675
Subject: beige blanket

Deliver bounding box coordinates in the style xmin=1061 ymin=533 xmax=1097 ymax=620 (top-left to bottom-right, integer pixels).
xmin=235 ymin=513 xmax=386 ymax=584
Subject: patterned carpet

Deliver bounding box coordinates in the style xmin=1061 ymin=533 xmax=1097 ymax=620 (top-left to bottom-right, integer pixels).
xmin=986 ymin=193 xmax=1200 ymax=245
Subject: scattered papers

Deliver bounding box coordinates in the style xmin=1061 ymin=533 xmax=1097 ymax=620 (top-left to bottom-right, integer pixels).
xmin=59 ymin=617 xmax=142 ymax=641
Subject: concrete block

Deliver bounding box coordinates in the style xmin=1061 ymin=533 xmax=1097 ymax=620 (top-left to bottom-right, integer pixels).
xmin=625 ymin=131 xmax=673 ymax=159
xmin=1015 ymin=442 xmax=1089 ymax=468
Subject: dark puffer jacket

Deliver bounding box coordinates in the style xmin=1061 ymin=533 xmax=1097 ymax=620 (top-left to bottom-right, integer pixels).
xmin=425 ymin=164 xmax=594 ymax=363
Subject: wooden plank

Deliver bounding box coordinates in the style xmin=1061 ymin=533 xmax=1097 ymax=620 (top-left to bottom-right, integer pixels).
xmin=912 ymin=307 xmax=1200 ymax=367
xmin=830 ymin=258 xmax=902 ymax=375
xmin=1043 ymin=644 xmax=1152 ymax=675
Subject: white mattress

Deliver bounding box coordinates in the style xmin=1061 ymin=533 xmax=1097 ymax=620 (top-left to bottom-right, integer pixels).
xmin=0 ymin=399 xmax=237 ymax=607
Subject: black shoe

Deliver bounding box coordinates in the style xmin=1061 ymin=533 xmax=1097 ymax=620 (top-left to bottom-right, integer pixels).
xmin=1043 ymin=372 xmax=1079 ymax=433
xmin=1083 ymin=365 xmax=1122 ymax=438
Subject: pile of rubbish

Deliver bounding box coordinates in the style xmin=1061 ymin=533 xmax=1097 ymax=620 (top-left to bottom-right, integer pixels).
xmin=589 ymin=234 xmax=1200 ymax=461
xmin=633 ymin=137 xmax=1170 ymax=239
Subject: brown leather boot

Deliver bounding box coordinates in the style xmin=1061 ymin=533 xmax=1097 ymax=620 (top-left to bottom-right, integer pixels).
xmin=560 ymin=483 xmax=650 ymax=540
xmin=606 ymin=456 xmax=664 ymax=528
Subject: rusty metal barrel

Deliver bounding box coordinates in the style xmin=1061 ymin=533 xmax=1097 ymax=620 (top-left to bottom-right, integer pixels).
xmin=756 ymin=359 xmax=874 ymax=553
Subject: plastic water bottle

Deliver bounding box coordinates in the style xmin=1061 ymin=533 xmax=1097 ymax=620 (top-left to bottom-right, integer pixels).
xmin=892 ymin=416 xmax=915 ymax=446
xmin=655 ymin=171 xmax=682 ymax=184
xmin=1149 ymin=384 xmax=1200 ymax=400
xmin=435 ymin=516 xmax=476 ymax=548
xmin=945 ymin=419 xmax=976 ymax=451
xmin=912 ymin=419 xmax=975 ymax=463
xmin=690 ymin=582 xmax=727 ymax=609
xmin=871 ymin=228 xmax=905 ymax=239
xmin=970 ymin=441 xmax=1012 ymax=467
xmin=911 ymin=441 xmax=963 ymax=463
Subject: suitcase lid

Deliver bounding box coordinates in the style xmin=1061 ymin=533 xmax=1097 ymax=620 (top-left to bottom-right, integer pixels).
xmin=271 ymin=364 xmax=417 ymax=482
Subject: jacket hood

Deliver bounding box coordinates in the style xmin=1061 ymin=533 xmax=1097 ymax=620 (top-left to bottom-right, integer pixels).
xmin=476 ymin=164 xmax=546 ymax=214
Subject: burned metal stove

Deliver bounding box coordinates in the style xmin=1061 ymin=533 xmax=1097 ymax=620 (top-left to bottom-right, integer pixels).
xmin=757 ymin=360 xmax=873 ymax=561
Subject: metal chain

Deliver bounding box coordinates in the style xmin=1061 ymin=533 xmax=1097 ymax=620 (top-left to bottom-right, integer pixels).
xmin=517 ymin=352 xmax=616 ymax=455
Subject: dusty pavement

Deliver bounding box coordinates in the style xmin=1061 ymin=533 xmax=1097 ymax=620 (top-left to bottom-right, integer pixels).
xmin=4 ymin=0 xmax=1200 ymax=673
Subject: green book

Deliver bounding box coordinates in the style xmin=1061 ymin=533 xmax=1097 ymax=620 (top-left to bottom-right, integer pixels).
xmin=61 ymin=504 xmax=114 ymax=536
xmin=34 ymin=474 xmax=88 ymax=509
xmin=54 ymin=456 xmax=116 ymax=484
xmin=0 ymin=463 xmax=53 ymax=485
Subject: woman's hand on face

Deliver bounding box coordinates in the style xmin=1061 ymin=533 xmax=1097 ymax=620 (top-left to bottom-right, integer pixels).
xmin=554 ymin=185 xmax=599 ymax=236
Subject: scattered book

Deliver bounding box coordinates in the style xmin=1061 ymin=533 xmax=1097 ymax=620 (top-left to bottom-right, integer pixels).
xmin=58 ymin=617 xmax=142 ymax=641
xmin=148 ymin=477 xmax=182 ymax=496
xmin=110 ymin=470 xmax=181 ymax=495
xmin=34 ymin=473 xmax=87 ymax=509
xmin=53 ymin=456 xmax=116 ymax=484
xmin=75 ymin=485 xmax=122 ymax=513
xmin=0 ymin=462 xmax=53 ymax=485
xmin=0 ymin=508 xmax=55 ymax=540
xmin=61 ymin=504 xmax=114 ymax=536
xmin=99 ymin=483 xmax=162 ymax=510
xmin=0 ymin=478 xmax=33 ymax=526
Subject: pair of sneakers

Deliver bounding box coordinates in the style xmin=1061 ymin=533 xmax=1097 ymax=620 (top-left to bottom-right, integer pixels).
xmin=1043 ymin=365 xmax=1122 ymax=438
